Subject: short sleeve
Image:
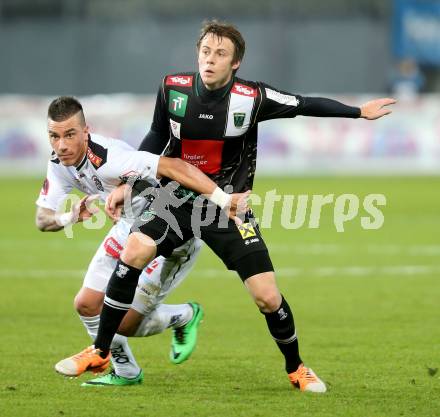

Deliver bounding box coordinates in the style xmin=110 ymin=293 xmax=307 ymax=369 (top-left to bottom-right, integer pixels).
xmin=35 ymin=160 xmax=74 ymax=210
xmin=103 ymin=146 xmax=160 ymax=184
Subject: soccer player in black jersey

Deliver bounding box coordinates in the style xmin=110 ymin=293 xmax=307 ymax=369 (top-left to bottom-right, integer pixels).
xmin=64 ymin=20 xmax=395 ymax=392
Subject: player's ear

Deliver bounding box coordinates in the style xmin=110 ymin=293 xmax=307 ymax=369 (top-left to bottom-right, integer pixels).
xmin=82 ymin=125 xmax=90 ymax=144
xmin=232 ymin=60 xmax=241 ymax=71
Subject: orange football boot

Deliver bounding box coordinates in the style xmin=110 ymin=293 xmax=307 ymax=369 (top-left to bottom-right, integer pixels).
xmin=288 ymin=364 xmax=327 ymax=393
xmin=55 ymin=346 xmax=110 ymax=377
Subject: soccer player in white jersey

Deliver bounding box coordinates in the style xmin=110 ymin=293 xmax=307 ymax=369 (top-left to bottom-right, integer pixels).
xmin=36 ymin=96 xmax=248 ymax=386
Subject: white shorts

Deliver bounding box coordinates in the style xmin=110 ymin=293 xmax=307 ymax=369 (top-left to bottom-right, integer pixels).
xmin=83 ymin=219 xmax=202 ymax=314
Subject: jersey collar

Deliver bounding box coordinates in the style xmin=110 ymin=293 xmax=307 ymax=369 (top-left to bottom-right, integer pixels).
xmin=195 ymin=72 xmax=234 ymax=102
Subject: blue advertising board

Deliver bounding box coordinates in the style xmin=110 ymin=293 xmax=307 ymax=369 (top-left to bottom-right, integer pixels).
xmin=393 ymin=0 xmax=440 ymax=65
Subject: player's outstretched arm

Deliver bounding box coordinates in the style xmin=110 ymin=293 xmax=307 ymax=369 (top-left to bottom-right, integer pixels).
xmin=35 ymin=195 xmax=100 ymax=232
xmin=359 ymin=98 xmax=396 ymax=120
xmin=293 ymin=96 xmax=396 ymax=120
xmin=157 ymin=157 xmax=249 ymax=218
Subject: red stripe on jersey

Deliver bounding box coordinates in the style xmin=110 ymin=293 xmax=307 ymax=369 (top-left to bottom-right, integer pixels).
xmin=104 ymin=237 xmax=123 ymax=259
xmin=165 ymin=75 xmax=193 ymax=87
xmin=231 ymin=83 xmax=257 ymax=97
xmin=87 ymin=147 xmax=103 ymax=167
xmin=181 ymin=139 xmax=224 ymax=174
xmin=40 ymin=178 xmax=49 ymax=195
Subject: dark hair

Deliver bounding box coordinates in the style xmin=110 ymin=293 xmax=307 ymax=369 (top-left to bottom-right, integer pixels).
xmin=197 ymin=20 xmax=245 ymax=65
xmin=48 ymin=96 xmax=85 ymax=126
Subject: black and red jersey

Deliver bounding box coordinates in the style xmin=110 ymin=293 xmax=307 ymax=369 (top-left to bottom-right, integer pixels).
xmin=158 ymin=72 xmax=306 ymax=192
xmin=145 ymin=72 xmax=360 ymax=192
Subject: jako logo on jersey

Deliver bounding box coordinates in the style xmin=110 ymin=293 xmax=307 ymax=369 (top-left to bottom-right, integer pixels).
xmin=166 ymin=75 xmax=193 ymax=87
xmin=232 ymin=83 xmax=257 ymax=97
xmin=87 ymin=147 xmax=103 ymax=167
xmin=198 ymin=114 xmax=214 ymax=120
xmin=116 ymin=264 xmax=129 ymax=278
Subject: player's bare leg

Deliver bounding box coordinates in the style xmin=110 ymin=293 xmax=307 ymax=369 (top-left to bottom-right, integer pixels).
xmin=55 ymin=287 xmax=142 ymax=383
xmin=62 ymin=238 xmax=203 ymax=385
xmin=55 ymin=233 xmax=157 ymax=378
xmin=244 ymin=272 xmax=326 ymax=393
xmin=90 ymin=232 xmax=157 ymax=354
xmin=75 ymin=288 xmax=142 ymax=379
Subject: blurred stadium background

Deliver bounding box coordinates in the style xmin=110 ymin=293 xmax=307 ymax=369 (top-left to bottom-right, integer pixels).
xmin=0 ymin=1 xmax=439 ymax=417
xmin=1 ymin=0 xmax=440 ymax=174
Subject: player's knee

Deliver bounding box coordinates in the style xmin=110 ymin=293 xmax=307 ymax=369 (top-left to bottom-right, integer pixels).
xmin=254 ymin=291 xmax=281 ymax=313
xmin=74 ymin=293 xmax=101 ymax=316
xmin=121 ymin=233 xmax=157 ymax=269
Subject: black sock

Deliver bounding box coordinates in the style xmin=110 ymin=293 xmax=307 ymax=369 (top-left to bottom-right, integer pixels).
xmin=94 ymin=260 xmax=142 ymax=356
xmin=263 ymin=296 xmax=302 ymax=373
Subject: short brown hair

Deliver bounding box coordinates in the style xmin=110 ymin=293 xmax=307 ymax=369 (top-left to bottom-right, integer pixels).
xmin=48 ymin=96 xmax=85 ymax=126
xmin=197 ymin=20 xmax=245 ymax=64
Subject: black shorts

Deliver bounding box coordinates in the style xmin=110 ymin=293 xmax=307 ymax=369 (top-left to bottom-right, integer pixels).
xmin=131 ymin=197 xmax=273 ymax=281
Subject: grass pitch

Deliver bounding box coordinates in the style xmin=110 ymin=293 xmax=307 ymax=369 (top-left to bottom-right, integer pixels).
xmin=0 ymin=176 xmax=439 ymax=417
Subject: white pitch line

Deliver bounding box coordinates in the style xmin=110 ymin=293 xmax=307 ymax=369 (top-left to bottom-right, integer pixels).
xmin=2 ymin=264 xmax=439 ymax=280
xmin=269 ymin=243 xmax=440 ymax=256
xmin=0 ymin=269 xmax=86 ymax=278
xmin=2 ymin=240 xmax=440 ymax=255
xmin=0 ymin=239 xmax=100 ymax=250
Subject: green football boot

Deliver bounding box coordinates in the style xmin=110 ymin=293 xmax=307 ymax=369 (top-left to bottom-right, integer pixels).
xmin=170 ymin=302 xmax=204 ymax=364
xmin=81 ymin=369 xmax=144 ymax=387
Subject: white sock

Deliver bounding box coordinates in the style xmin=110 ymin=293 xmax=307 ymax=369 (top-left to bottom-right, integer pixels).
xmin=134 ymin=304 xmax=193 ymax=337
xmin=79 ymin=315 xmax=141 ymax=378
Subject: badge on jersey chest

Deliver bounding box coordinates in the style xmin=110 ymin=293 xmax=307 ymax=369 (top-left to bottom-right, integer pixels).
xmin=233 ymin=112 xmax=246 ymax=128
xmin=92 ymin=175 xmax=104 ymax=191
xmin=169 ymin=90 xmax=188 ymax=117
xmin=225 ymin=83 xmax=256 ymax=137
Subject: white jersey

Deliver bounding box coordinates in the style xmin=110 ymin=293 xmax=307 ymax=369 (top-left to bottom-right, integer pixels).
xmin=36 ymin=133 xmax=160 ymax=218
xmin=35 ymin=131 xmax=203 ymax=324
